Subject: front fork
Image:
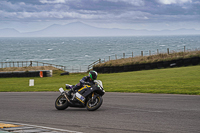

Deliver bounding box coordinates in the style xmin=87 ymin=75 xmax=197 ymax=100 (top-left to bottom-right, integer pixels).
xmin=63 ymin=93 xmax=71 ymax=103
xmin=59 ymin=88 xmax=71 ymax=103
xmin=92 ymin=92 xmax=97 ymax=102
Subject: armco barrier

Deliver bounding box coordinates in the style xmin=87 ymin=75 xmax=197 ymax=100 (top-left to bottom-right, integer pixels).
xmin=93 ymin=57 xmax=200 ymax=73
xmin=0 ymin=70 xmax=52 ymax=78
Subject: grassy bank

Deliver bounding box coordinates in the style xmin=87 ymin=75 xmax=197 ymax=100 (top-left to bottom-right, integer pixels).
xmin=0 ymin=66 xmax=200 ymax=95
xmin=95 ymin=50 xmax=200 ymax=67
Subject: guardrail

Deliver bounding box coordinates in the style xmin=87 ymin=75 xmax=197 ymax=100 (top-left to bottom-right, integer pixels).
xmin=88 ymin=59 xmax=103 ymax=71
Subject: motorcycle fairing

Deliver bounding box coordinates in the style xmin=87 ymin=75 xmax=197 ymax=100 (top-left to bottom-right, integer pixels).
xmin=75 ymin=85 xmax=91 ymax=104
xmin=75 ymin=92 xmax=85 ymax=103
xmin=75 ymin=84 xmax=104 ymax=104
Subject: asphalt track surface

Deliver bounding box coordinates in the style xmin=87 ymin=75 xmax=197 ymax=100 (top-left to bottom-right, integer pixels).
xmin=0 ymin=92 xmax=200 ymax=133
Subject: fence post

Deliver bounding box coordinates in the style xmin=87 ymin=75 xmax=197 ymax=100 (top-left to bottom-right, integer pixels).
xmin=184 ymin=46 xmax=186 ymax=52
xmin=149 ymin=50 xmax=151 ymax=56
xmin=115 ymin=55 xmax=117 ymax=60
xmin=123 ymin=53 xmax=125 ymax=58
xmin=30 ymin=61 xmax=32 ymax=67
xmin=157 ymin=49 xmax=159 ymax=54
xmin=132 ymin=52 xmax=133 ymax=58
xmin=99 ymin=58 xmax=101 ymax=63
xmin=109 ymin=56 xmax=110 ymax=61
xmin=167 ymin=48 xmax=169 ymax=54
xmin=141 ymin=51 xmax=143 ymax=56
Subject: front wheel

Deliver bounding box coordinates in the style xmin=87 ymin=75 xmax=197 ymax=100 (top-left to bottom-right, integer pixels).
xmin=55 ymin=95 xmax=69 ymax=110
xmin=86 ymin=95 xmax=103 ymax=111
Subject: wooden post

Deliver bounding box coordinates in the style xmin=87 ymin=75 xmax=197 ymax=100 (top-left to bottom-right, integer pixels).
xmin=30 ymin=61 xmax=32 ymax=67
xmin=157 ymin=49 xmax=159 ymax=54
xmin=141 ymin=51 xmax=143 ymax=56
xmin=132 ymin=52 xmax=133 ymax=58
xmin=184 ymin=46 xmax=186 ymax=52
xmin=115 ymin=55 xmax=117 ymax=60
xmin=149 ymin=50 xmax=151 ymax=56
xmin=99 ymin=58 xmax=101 ymax=63
xmin=123 ymin=53 xmax=125 ymax=58
xmin=109 ymin=56 xmax=110 ymax=61
xmin=167 ymin=48 xmax=169 ymax=54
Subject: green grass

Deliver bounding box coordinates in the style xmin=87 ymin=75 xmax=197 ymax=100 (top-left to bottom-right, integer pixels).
xmin=0 ymin=66 xmax=200 ymax=95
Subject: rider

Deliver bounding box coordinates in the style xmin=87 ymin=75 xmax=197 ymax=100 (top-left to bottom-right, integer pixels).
xmin=67 ymin=71 xmax=98 ymax=96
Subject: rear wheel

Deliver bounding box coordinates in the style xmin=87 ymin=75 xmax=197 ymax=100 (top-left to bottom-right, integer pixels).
xmin=86 ymin=95 xmax=103 ymax=111
xmin=55 ymin=95 xmax=69 ymax=110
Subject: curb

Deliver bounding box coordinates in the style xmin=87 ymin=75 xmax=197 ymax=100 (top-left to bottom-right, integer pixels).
xmin=0 ymin=121 xmax=82 ymax=133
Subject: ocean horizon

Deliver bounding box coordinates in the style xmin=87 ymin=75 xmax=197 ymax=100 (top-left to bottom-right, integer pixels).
xmin=1 ymin=35 xmax=200 ymax=72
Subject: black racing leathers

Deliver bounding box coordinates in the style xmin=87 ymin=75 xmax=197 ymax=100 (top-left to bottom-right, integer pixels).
xmin=73 ymin=76 xmax=95 ymax=91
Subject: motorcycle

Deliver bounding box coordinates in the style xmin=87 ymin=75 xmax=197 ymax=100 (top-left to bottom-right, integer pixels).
xmin=55 ymin=80 xmax=105 ymax=111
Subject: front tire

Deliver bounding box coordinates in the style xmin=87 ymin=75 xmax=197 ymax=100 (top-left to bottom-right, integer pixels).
xmin=55 ymin=95 xmax=69 ymax=110
xmin=86 ymin=95 xmax=103 ymax=111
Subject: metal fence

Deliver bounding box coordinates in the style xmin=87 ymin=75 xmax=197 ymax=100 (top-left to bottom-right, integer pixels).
xmin=0 ymin=61 xmax=65 ymax=71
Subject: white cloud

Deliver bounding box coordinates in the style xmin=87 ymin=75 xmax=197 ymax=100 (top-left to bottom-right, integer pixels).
xmin=157 ymin=0 xmax=192 ymax=5
xmin=106 ymin=0 xmax=144 ymax=6
xmin=0 ymin=10 xmax=101 ymax=20
xmin=117 ymin=11 xmax=150 ymax=20
xmin=0 ymin=1 xmax=21 ymax=11
xmin=194 ymin=1 xmax=200 ymax=4
xmin=39 ymin=0 xmax=67 ymax=4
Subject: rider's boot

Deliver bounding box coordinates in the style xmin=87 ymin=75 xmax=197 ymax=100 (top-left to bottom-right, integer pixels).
xmin=67 ymin=89 xmax=73 ymax=97
xmin=67 ymin=85 xmax=79 ymax=97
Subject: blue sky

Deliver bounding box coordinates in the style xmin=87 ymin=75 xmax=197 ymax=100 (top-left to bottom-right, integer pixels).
xmin=0 ymin=0 xmax=200 ymax=32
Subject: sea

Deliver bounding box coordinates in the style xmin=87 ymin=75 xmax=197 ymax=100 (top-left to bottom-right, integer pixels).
xmin=0 ymin=35 xmax=200 ymax=72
